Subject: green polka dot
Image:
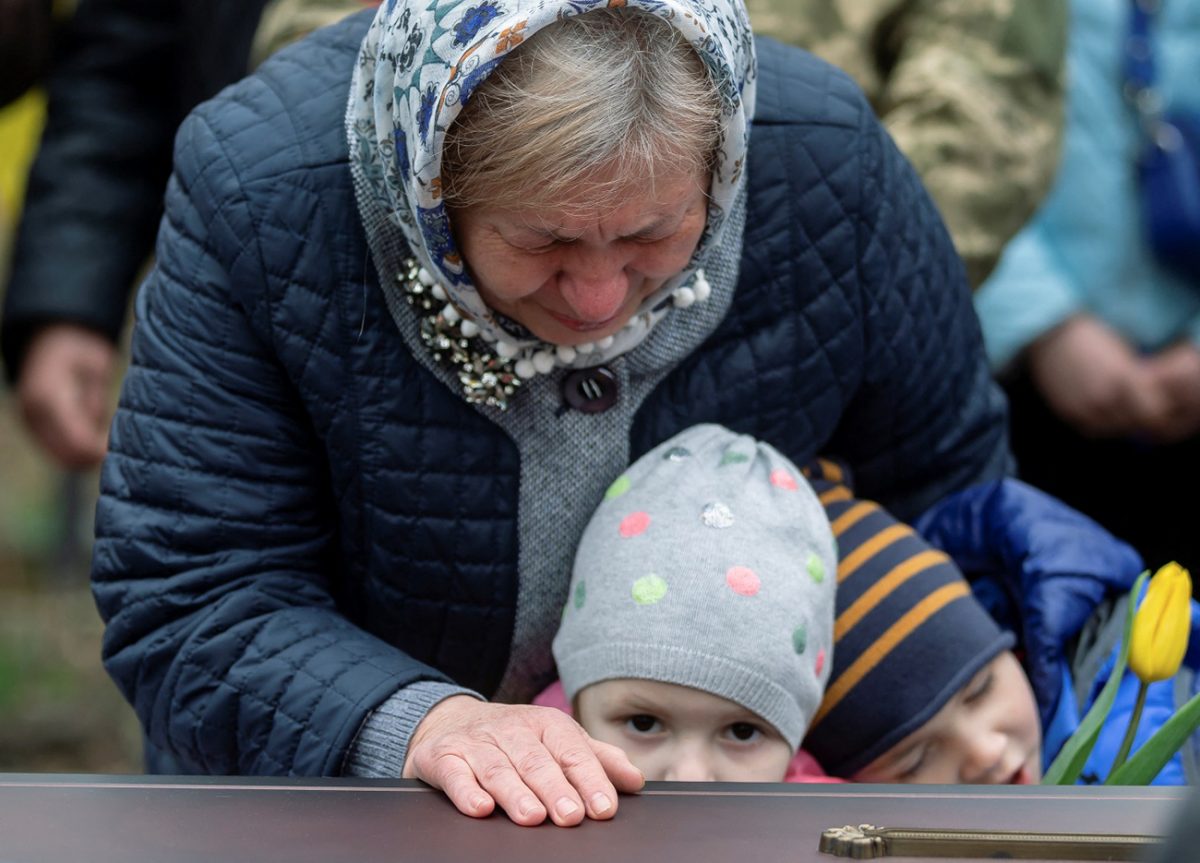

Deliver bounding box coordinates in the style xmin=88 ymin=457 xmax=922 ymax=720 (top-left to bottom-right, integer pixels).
xmin=574 ymin=581 xmax=587 ymax=610
xmin=792 ymin=624 xmax=808 ymax=655
xmin=632 ymin=574 xmax=668 ymax=606
xmin=605 ymin=475 xmax=631 ymax=500
xmin=807 ymin=552 xmax=826 ymax=584
xmin=719 ymin=451 xmax=749 ymax=467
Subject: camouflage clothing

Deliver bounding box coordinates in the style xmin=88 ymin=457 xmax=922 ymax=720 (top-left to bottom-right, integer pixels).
xmin=254 ymin=0 xmax=1066 ymax=288
xmin=747 ymin=0 xmax=1067 ymax=287
xmin=250 ymin=0 xmax=378 ymax=68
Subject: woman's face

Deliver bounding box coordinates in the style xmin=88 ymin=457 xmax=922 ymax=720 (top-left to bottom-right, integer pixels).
xmin=451 ymin=169 xmax=709 ymax=346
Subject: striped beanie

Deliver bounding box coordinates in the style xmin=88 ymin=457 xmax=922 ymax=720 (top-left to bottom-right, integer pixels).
xmin=800 ymin=460 xmax=1014 ymax=777
xmin=553 ymin=424 xmax=838 ymax=751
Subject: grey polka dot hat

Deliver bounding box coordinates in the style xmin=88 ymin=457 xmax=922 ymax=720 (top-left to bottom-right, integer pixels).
xmin=552 ymin=424 xmax=837 ymax=750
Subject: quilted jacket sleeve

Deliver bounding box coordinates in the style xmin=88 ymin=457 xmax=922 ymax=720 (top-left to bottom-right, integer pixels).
xmin=91 ymin=106 xmax=454 ymax=776
xmin=2 ymin=0 xmax=182 ymax=382
xmin=828 ymin=84 xmax=1012 ymax=522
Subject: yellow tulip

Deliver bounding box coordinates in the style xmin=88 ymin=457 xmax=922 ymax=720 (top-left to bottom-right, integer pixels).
xmin=1129 ymin=562 xmax=1192 ymax=684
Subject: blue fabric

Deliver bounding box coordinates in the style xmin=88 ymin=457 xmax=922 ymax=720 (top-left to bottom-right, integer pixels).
xmin=1069 ymin=636 xmax=1189 ymax=786
xmin=915 ymin=478 xmax=1144 ymax=727
xmin=91 ymin=14 xmax=1009 ymax=776
xmin=1046 ymin=597 xmax=1200 ymax=786
xmin=918 ymin=478 xmax=1197 ymax=785
xmin=974 ymin=0 xmax=1200 ymax=369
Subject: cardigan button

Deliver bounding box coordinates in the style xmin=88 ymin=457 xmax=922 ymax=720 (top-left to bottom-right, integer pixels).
xmin=562 ymin=366 xmax=619 ymax=414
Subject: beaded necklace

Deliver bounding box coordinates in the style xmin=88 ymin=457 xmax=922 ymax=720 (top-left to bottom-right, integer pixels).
xmin=399 ymin=257 xmax=712 ymax=410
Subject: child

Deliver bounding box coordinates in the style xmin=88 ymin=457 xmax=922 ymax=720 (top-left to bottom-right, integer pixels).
xmin=550 ymin=424 xmax=838 ymax=782
xmin=802 ymin=465 xmax=1198 ymax=786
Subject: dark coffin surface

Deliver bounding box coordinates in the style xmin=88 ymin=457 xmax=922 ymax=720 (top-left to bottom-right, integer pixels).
xmin=0 ymin=775 xmax=1186 ymax=863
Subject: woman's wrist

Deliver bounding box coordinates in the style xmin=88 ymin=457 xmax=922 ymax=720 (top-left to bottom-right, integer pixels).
xmin=342 ymin=682 xmax=483 ymax=778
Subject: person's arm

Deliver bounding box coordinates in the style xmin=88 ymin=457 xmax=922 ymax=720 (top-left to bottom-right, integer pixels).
xmin=93 ymin=94 xmax=640 ymax=822
xmin=824 ymin=89 xmax=1009 ymax=523
xmin=877 ymin=0 xmax=1067 ymax=288
xmin=90 ymin=102 xmax=461 ymax=777
xmin=2 ymin=0 xmax=187 ymax=465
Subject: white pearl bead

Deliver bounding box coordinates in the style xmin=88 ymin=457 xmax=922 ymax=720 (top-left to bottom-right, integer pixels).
xmin=417 ymin=268 xmax=436 ymax=286
xmin=430 ymin=283 xmax=447 ymax=301
xmin=514 ymin=358 xmax=536 ymax=379
xmin=496 ymin=340 xmax=519 ymax=359
xmin=441 ymin=303 xmax=460 ymax=324
xmin=693 ymin=272 xmax=711 ymax=302
xmin=597 ymin=335 xmax=614 ymax=350
xmin=673 ymin=287 xmax=696 ymax=308
xmin=555 ymin=345 xmax=577 ymax=364
xmin=577 ymin=342 xmax=595 ymax=354
xmin=460 ymin=319 xmax=480 ymax=338
xmin=532 ymin=351 xmax=556 ymax=374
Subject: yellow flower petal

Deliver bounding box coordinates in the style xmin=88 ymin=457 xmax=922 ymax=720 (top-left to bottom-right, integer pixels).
xmin=1129 ymin=563 xmax=1192 ymax=684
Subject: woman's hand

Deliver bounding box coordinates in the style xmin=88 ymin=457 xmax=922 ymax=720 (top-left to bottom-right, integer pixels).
xmin=403 ymin=695 xmax=645 ymax=826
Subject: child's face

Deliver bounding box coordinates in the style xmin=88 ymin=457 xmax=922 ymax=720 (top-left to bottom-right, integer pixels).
xmin=851 ymin=651 xmax=1042 ymax=785
xmin=575 ymin=678 xmax=793 ymax=782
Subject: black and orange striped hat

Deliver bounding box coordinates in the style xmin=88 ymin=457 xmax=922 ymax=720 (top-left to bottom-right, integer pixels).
xmin=799 ymin=459 xmax=1014 ymax=777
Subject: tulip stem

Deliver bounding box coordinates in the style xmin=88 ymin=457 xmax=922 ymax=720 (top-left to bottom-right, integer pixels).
xmin=1109 ymin=681 xmax=1149 ymax=779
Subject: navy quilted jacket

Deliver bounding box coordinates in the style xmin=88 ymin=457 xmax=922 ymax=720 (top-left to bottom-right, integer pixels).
xmin=92 ymin=13 xmax=1009 ymax=775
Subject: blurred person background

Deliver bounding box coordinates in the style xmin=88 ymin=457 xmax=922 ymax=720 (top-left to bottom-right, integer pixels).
xmin=0 ymin=0 xmax=374 ymax=772
xmin=975 ymin=0 xmax=1200 ymax=576
xmin=0 ymin=0 xmax=143 ymax=773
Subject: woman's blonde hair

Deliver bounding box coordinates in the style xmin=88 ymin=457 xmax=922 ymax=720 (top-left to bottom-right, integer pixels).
xmin=441 ymin=8 xmax=722 ymax=215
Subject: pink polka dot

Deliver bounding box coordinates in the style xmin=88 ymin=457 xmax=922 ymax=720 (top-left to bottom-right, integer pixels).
xmin=814 ymin=648 xmax=826 ymax=677
xmin=725 ymin=565 xmax=761 ymax=596
xmin=619 ymin=511 xmax=651 ymax=538
xmin=770 ymin=469 xmax=799 ymax=491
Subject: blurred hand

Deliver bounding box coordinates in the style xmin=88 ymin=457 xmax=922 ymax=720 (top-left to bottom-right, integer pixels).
xmin=1027 ymin=315 xmax=1168 ymax=438
xmin=1141 ymin=341 xmax=1200 ymax=444
xmin=17 ymin=324 xmax=116 ymax=469
xmin=403 ymin=695 xmax=644 ymax=826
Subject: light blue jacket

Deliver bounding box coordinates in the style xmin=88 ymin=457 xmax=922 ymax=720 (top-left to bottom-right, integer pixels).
xmin=975 ymin=0 xmax=1200 ymax=369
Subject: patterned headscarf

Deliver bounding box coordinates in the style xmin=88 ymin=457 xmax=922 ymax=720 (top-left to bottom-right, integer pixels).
xmin=347 ymin=0 xmax=756 ymax=358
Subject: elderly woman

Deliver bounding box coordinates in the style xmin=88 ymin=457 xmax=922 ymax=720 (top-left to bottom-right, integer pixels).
xmin=92 ymin=0 xmax=1010 ymax=826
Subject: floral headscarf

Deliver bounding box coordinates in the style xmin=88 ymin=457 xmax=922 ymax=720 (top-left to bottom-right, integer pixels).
xmin=347 ymin=0 xmax=756 ymax=358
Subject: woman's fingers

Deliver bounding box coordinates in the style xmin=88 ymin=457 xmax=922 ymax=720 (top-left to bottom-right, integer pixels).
xmin=429 ymin=751 xmax=496 ymax=819
xmin=588 ymin=737 xmax=646 ymax=794
xmin=474 ymin=737 xmax=587 ymax=826
xmin=539 ymin=721 xmax=628 ymax=821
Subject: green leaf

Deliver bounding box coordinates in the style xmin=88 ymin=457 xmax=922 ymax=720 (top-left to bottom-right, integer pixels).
xmin=1106 ymin=686 xmax=1200 ymax=785
xmin=1042 ymin=570 xmax=1149 ymax=785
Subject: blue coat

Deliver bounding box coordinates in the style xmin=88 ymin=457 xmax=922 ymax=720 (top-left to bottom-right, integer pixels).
xmin=91 ymin=13 xmax=1010 ymax=775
